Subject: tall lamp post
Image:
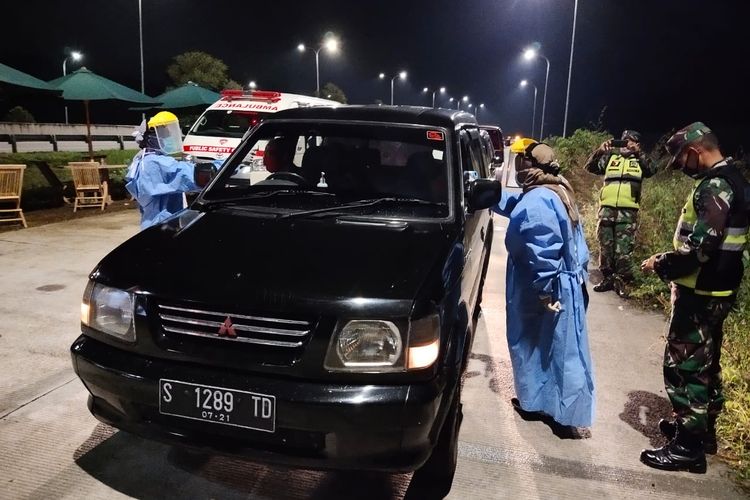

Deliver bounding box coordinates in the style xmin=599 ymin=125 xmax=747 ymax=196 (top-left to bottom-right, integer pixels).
xmin=380 ymin=71 xmax=407 ymax=105
xmin=297 ymin=35 xmax=340 ymax=97
xmin=520 ymin=79 xmax=538 ymax=139
xmin=563 ymin=0 xmax=579 ymax=138
xmin=523 ymin=46 xmax=550 ymax=139
xmin=62 ymin=50 xmax=83 ymax=124
xmin=457 ymin=95 xmax=469 ymax=110
xmin=422 ymin=86 xmax=446 ymax=107
xmin=476 ymin=103 xmax=485 ymax=121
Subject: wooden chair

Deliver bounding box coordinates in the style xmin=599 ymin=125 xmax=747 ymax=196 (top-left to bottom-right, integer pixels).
xmin=68 ymin=162 xmax=108 ymax=212
xmin=0 ymin=164 xmax=27 ymax=228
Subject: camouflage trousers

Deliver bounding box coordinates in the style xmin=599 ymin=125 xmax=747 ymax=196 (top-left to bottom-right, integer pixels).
xmin=596 ymin=207 xmax=637 ymax=279
xmin=664 ymin=285 xmax=734 ymax=434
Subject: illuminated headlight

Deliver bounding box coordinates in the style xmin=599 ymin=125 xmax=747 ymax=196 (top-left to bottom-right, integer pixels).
xmin=325 ymin=320 xmax=403 ymax=372
xmin=81 ymin=281 xmax=135 ymax=342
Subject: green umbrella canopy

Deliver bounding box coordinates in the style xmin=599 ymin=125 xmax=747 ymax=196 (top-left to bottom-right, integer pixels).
xmin=154 ymin=82 xmax=219 ymax=108
xmin=47 ymin=67 xmax=160 ymax=156
xmin=0 ymin=62 xmax=59 ymax=92
xmin=48 ymin=67 xmax=160 ymax=104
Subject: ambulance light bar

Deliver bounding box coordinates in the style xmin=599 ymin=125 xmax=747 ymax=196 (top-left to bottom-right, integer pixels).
xmin=219 ymin=90 xmax=282 ymax=102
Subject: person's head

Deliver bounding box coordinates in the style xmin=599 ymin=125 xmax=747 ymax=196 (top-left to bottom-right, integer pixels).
xmin=666 ymin=122 xmax=722 ymax=178
xmin=621 ymin=129 xmax=642 ymax=151
xmin=263 ymin=136 xmax=296 ymax=173
xmin=512 ymin=138 xmax=560 ymax=185
xmin=146 ymin=111 xmax=183 ymax=154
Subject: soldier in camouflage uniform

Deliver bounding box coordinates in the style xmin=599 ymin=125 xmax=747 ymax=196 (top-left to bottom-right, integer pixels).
xmin=640 ymin=122 xmax=748 ymax=473
xmin=586 ymin=130 xmax=655 ymax=297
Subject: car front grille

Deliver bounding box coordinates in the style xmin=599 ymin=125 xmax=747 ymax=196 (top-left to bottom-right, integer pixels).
xmin=157 ymin=303 xmax=314 ymax=349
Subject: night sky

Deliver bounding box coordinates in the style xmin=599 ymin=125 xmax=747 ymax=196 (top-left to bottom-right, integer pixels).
xmin=3 ymin=0 xmax=749 ymax=153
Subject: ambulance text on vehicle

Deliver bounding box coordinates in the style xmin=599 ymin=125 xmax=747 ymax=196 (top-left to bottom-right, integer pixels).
xmin=183 ymin=90 xmax=340 ymax=162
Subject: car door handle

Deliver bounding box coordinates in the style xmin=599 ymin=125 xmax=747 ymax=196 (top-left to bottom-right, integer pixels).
xmin=480 ymin=227 xmax=485 ymax=242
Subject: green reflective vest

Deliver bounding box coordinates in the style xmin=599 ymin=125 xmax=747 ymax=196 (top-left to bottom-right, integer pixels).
xmin=672 ymin=163 xmax=748 ymax=296
xmin=600 ymin=154 xmax=643 ymax=209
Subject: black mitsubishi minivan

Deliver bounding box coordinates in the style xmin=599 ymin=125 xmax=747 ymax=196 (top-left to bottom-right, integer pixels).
xmin=71 ymin=106 xmax=500 ymax=497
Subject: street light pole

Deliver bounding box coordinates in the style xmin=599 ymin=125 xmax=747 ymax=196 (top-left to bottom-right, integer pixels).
xmin=315 ymin=48 xmax=321 ymax=96
xmin=388 ymin=71 xmax=406 ymax=105
xmin=563 ymin=0 xmax=579 ymax=138
xmin=540 ymin=55 xmax=550 ymax=139
xmin=520 ymin=80 xmax=538 ymax=139
xmin=523 ymin=47 xmax=551 ymax=139
xmin=138 ymin=0 xmax=144 ymax=94
xmin=62 ymin=51 xmax=82 ymax=124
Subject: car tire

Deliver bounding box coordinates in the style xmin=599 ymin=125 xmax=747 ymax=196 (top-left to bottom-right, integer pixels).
xmin=405 ymin=383 xmax=463 ymax=499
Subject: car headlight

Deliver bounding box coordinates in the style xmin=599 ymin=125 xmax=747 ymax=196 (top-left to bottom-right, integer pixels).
xmin=324 ymin=320 xmax=403 ymax=372
xmin=324 ymin=314 xmax=441 ymax=373
xmin=81 ymin=281 xmax=135 ymax=342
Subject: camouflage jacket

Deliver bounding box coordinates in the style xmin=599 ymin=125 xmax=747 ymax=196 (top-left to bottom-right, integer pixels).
xmin=654 ymin=159 xmax=739 ymax=281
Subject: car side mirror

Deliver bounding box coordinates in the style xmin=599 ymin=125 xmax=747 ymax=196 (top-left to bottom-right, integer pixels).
xmin=194 ymin=162 xmax=217 ymax=188
xmin=467 ymin=179 xmax=502 ymax=212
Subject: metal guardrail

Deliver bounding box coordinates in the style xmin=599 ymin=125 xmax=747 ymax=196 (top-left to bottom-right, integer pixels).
xmin=0 ymin=133 xmax=135 ymax=153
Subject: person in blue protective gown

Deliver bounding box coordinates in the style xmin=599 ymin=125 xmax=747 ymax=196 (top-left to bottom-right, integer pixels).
xmin=495 ymin=139 xmax=595 ymax=431
xmin=126 ymin=111 xmax=201 ymax=230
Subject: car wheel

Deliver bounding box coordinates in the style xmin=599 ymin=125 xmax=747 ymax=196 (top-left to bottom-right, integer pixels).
xmin=405 ymin=383 xmax=463 ymax=499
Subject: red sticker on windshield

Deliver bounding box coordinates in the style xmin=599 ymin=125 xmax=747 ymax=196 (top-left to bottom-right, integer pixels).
xmin=427 ymin=130 xmax=444 ymax=141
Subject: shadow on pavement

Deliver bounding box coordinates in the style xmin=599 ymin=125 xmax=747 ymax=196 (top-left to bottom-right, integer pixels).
xmin=619 ymin=390 xmax=672 ymax=447
xmin=74 ymin=423 xmax=413 ymax=499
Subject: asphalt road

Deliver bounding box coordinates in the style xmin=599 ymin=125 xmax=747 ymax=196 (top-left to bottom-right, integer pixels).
xmin=0 ymin=209 xmax=744 ymax=499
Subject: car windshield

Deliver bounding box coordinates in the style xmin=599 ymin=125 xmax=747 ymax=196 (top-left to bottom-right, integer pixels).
xmin=201 ymin=121 xmax=451 ymax=220
xmin=189 ymin=110 xmax=270 ymax=139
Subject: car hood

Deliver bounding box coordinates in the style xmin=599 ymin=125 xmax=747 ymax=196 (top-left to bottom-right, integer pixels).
xmin=94 ymin=209 xmax=457 ymax=315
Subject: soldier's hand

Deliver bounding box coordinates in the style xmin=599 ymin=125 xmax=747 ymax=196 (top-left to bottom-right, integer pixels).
xmin=641 ymin=254 xmax=659 ymax=273
xmin=599 ymin=140 xmax=612 ymax=153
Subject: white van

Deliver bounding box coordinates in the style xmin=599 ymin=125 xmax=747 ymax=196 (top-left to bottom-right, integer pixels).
xmin=183 ymin=90 xmax=340 ymax=162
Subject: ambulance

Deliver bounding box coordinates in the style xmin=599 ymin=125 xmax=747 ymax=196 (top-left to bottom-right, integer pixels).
xmin=183 ymin=89 xmax=340 ymax=162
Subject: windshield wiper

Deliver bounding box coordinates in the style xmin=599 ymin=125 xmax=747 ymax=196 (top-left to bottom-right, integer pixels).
xmin=198 ymin=190 xmax=336 ymax=211
xmin=278 ymin=197 xmax=445 ymax=220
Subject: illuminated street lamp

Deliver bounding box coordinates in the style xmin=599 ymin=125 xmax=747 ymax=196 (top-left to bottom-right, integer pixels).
xmin=380 ymin=71 xmax=407 ymax=105
xmin=520 ymin=79 xmax=538 ymax=139
xmin=422 ymin=86 xmax=446 ymax=107
xmin=297 ymin=34 xmax=340 ymax=96
xmin=62 ymin=50 xmax=83 ymax=124
xmin=457 ymin=95 xmax=469 ymax=110
xmin=477 ymin=103 xmax=485 ymax=121
xmin=248 ymin=80 xmax=257 ymax=90
xmin=523 ymin=46 xmax=550 ymax=139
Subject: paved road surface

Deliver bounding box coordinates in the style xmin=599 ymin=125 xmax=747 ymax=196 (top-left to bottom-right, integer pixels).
xmin=0 ymin=210 xmax=743 ymax=499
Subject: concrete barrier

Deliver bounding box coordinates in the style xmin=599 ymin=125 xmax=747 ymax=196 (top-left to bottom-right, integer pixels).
xmin=0 ymin=122 xmax=139 ymax=153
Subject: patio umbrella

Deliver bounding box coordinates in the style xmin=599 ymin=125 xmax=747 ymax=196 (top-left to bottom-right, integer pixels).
xmin=133 ymin=81 xmax=219 ymax=110
xmin=48 ymin=67 xmax=160 ymax=155
xmin=0 ymin=62 xmax=60 ymax=94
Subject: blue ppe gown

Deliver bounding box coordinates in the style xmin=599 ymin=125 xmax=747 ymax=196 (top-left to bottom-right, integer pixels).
xmin=125 ymin=151 xmax=199 ymax=230
xmin=495 ymin=187 xmax=595 ymax=427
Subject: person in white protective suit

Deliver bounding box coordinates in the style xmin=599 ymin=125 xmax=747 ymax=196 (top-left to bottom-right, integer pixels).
xmin=494 ymin=138 xmax=595 ymax=434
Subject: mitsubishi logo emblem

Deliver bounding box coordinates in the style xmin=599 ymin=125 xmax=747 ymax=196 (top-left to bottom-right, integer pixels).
xmin=218 ymin=317 xmax=237 ymax=337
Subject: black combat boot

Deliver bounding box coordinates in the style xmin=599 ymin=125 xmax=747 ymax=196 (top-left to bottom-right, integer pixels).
xmin=659 ymin=417 xmax=717 ymax=455
xmin=613 ymin=275 xmax=629 ymax=298
xmin=593 ymin=275 xmax=614 ymax=292
xmin=641 ymin=424 xmax=707 ymax=473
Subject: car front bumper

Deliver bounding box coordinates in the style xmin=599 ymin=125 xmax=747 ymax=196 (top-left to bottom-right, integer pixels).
xmin=70 ymin=335 xmax=448 ymax=472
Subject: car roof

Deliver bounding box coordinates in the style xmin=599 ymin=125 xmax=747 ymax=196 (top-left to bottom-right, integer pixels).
xmin=268 ymin=105 xmax=478 ymax=129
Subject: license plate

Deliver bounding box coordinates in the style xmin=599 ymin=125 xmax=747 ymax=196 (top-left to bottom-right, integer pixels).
xmin=159 ymin=379 xmax=275 ymax=433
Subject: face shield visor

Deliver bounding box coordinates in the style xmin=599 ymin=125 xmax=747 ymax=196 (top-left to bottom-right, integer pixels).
xmin=153 ymin=119 xmax=183 ymax=155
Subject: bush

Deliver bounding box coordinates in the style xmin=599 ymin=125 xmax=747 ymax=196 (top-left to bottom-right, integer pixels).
xmin=4 ymin=106 xmax=35 ymax=123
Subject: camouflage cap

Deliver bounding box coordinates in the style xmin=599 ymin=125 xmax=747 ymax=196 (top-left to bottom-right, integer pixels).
xmin=621 ymin=129 xmax=642 ymax=143
xmin=666 ymin=122 xmax=712 ymax=169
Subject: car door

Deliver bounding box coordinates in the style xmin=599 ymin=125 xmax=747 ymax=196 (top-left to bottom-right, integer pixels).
xmin=459 ymin=128 xmax=491 ymax=312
